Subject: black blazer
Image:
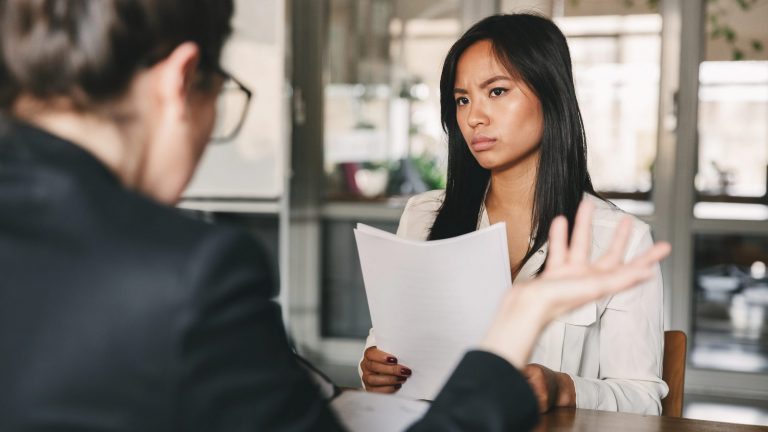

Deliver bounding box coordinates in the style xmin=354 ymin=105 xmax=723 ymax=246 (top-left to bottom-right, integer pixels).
xmin=0 ymin=117 xmax=538 ymax=431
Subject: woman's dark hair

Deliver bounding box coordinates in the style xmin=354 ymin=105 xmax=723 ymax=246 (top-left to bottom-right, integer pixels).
xmin=429 ymin=13 xmax=598 ymax=274
xmin=0 ymin=0 xmax=234 ymax=110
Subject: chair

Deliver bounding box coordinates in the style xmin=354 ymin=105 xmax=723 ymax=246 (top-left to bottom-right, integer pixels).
xmin=661 ymin=330 xmax=687 ymax=417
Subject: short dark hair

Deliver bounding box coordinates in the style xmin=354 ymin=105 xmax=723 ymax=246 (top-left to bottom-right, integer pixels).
xmin=0 ymin=0 xmax=234 ymax=110
xmin=429 ymin=13 xmax=599 ymax=274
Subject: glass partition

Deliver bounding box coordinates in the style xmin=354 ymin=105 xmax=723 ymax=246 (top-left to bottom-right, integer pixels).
xmin=694 ymin=60 xmax=768 ymax=220
xmin=502 ymin=0 xmax=662 ymax=214
xmin=689 ymin=0 xmax=768 ymax=375
xmin=324 ymin=0 xmax=460 ymax=200
xmin=692 ymin=233 xmax=768 ymax=373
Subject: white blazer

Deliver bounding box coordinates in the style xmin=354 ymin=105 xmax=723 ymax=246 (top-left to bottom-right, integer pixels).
xmin=361 ymin=190 xmax=668 ymax=415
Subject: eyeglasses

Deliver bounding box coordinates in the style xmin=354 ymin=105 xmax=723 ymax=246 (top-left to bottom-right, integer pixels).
xmin=210 ymin=69 xmax=253 ymax=143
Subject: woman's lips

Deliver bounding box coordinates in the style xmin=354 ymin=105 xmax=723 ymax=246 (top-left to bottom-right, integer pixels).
xmin=470 ymin=136 xmax=497 ymax=151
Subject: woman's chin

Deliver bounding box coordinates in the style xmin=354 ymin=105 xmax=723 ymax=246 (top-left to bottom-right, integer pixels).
xmin=473 ymin=155 xmax=502 ymax=171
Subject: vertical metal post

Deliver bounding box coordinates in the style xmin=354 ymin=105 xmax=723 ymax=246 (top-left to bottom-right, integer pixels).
xmin=288 ymin=0 xmax=327 ymax=351
xmin=654 ymin=0 xmax=704 ymax=333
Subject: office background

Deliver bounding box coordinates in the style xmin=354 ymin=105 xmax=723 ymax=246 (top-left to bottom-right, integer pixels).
xmin=179 ymin=0 xmax=768 ymax=426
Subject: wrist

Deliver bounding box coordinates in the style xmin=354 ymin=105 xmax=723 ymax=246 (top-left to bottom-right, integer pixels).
xmin=479 ymin=319 xmax=541 ymax=370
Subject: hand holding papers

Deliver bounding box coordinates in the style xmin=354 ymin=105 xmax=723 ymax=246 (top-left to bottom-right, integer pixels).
xmin=354 ymin=222 xmax=512 ymax=400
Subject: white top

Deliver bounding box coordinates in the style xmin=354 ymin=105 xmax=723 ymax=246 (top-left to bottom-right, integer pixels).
xmin=361 ymin=190 xmax=668 ymax=415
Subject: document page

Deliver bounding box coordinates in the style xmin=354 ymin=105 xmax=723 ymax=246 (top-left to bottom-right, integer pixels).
xmin=330 ymin=391 xmax=430 ymax=432
xmin=354 ymin=223 xmax=511 ymax=400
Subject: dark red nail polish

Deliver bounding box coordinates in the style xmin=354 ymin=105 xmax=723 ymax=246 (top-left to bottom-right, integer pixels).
xmin=401 ymin=367 xmax=412 ymax=376
xmin=397 ymin=376 xmax=407 ymax=382
xmin=394 ymin=384 xmax=402 ymax=389
xmin=386 ymin=356 xmax=397 ymax=364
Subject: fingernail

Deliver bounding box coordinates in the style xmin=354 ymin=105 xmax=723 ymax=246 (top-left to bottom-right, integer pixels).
xmin=386 ymin=356 xmax=397 ymax=364
xmin=394 ymin=384 xmax=402 ymax=389
xmin=397 ymin=376 xmax=407 ymax=382
xmin=401 ymin=367 xmax=412 ymax=376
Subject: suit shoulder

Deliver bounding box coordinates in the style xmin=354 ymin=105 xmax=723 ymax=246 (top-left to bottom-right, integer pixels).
xmin=107 ymin=193 xmax=275 ymax=298
xmin=181 ymin=223 xmax=277 ymax=300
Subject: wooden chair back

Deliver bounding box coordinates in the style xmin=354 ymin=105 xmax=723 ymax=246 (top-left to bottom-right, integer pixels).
xmin=661 ymin=330 xmax=687 ymax=417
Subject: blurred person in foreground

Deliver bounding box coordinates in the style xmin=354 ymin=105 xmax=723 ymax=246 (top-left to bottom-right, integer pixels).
xmin=0 ymin=1 xmax=670 ymax=431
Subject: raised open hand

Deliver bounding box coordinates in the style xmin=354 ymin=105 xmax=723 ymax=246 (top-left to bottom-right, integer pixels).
xmin=480 ymin=199 xmax=671 ymax=369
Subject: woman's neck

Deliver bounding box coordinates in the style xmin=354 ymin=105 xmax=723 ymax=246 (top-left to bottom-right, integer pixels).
xmin=12 ymin=95 xmax=144 ymax=188
xmin=485 ymin=150 xmax=540 ymax=216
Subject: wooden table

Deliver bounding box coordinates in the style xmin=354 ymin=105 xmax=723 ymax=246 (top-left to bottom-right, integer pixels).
xmin=536 ymin=408 xmax=768 ymax=431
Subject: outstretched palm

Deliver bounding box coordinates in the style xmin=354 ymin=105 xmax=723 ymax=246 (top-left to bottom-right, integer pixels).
xmin=524 ymin=199 xmax=670 ymax=328
xmin=481 ymin=199 xmax=670 ymax=369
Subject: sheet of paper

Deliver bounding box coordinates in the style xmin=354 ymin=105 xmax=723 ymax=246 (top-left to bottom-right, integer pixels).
xmin=354 ymin=223 xmax=511 ymax=400
xmin=330 ymin=391 xmax=430 ymax=432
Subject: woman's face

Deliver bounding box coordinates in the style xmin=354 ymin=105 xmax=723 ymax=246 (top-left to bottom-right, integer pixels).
xmin=453 ymin=40 xmax=543 ymax=172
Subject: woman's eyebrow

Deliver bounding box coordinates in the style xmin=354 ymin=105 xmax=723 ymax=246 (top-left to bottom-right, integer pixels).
xmin=454 ymin=75 xmax=512 ymax=94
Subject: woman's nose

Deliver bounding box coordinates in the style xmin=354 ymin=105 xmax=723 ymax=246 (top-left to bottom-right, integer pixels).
xmin=466 ymin=101 xmax=489 ymax=129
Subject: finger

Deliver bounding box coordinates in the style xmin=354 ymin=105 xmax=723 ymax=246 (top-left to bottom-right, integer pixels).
xmin=544 ymin=216 xmax=568 ymax=272
xmin=594 ymin=266 xmax=655 ymax=298
xmin=540 ymin=243 xmax=670 ymax=319
xmin=521 ymin=370 xmax=549 ymax=413
xmin=521 ymin=363 xmax=542 ymax=378
xmin=527 ymin=380 xmax=548 ymax=413
xmin=538 ymin=397 xmax=549 ymax=414
xmin=625 ymin=242 xmax=671 ymax=270
xmin=568 ymin=199 xmax=594 ymax=265
xmin=595 ymin=216 xmax=633 ymax=269
xmin=589 ymin=242 xmax=670 ymax=303
xmin=542 ymin=266 xmax=650 ymax=317
xmin=363 ymin=373 xmax=408 ymax=387
xmin=367 ymin=361 xmax=412 ymax=377
xmin=364 ymin=346 xmax=398 ymax=365
xmin=591 ymin=244 xmax=670 ymax=298
xmin=365 ymin=384 xmax=401 ymax=394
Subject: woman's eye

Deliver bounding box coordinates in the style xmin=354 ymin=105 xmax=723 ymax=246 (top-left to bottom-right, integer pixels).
xmin=456 ymin=97 xmax=469 ymax=106
xmin=490 ymin=87 xmax=507 ymax=97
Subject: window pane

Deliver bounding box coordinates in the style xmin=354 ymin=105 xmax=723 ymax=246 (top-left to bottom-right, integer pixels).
xmin=321 ymin=219 xmax=395 ymax=338
xmin=696 ymin=63 xmax=768 ymax=206
xmin=561 ymin=16 xmax=661 ymax=198
xmin=694 ymin=0 xmax=768 ymax=219
xmin=324 ymin=0 xmax=459 ymax=200
xmin=691 ymin=234 xmax=768 ymax=373
xmin=502 ymin=0 xmax=663 ymax=211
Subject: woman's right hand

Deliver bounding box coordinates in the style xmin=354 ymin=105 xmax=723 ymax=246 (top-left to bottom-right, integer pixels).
xmin=360 ymin=346 xmax=412 ymax=393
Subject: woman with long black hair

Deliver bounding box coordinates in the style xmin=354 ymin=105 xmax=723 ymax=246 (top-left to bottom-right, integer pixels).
xmin=361 ymin=13 xmax=668 ymax=416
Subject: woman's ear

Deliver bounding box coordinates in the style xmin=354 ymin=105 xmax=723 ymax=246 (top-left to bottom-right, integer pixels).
xmin=152 ymin=42 xmax=201 ymax=117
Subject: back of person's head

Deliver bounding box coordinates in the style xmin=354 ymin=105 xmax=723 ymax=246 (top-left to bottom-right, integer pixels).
xmin=0 ymin=0 xmax=234 ymax=111
xmin=431 ymin=13 xmax=596 ymax=272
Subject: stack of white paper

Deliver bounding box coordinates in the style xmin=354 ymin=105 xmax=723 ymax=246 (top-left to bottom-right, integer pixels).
xmin=354 ymin=223 xmax=512 ymax=401
xmin=330 ymin=391 xmax=430 ymax=432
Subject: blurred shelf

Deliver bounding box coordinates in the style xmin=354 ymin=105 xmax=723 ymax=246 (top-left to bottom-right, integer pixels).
xmin=178 ymin=198 xmax=282 ymax=214
xmin=322 ymin=197 xmax=409 ymax=221
xmin=694 ymin=202 xmax=768 ymax=222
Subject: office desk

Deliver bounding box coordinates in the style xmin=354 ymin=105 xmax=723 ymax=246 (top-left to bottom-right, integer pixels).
xmin=537 ymin=408 xmax=768 ymax=431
